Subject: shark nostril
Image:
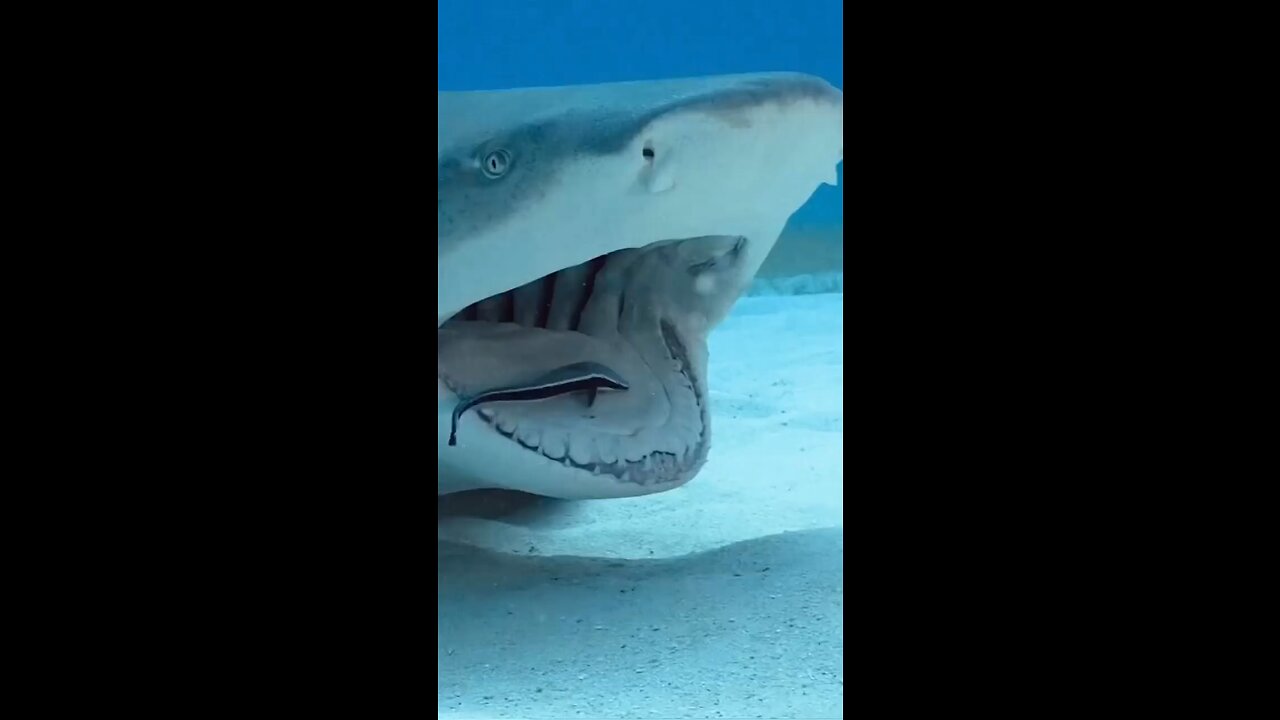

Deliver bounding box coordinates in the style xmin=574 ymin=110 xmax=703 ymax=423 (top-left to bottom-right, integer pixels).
xmin=644 ymin=143 xmax=673 ymax=193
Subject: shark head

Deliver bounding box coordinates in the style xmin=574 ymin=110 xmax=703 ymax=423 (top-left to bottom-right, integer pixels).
xmin=438 ymin=71 xmax=843 ymax=499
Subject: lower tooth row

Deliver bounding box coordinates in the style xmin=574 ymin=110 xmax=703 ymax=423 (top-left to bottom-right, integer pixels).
xmin=487 ymin=421 xmax=695 ymax=478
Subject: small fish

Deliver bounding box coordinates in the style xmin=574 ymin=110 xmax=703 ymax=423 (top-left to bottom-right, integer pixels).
xmin=448 ymin=362 xmax=628 ymax=446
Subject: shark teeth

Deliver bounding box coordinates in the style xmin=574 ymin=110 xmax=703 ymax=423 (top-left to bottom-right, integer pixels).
xmin=569 ymin=434 xmax=595 ymax=466
xmin=596 ymin=437 xmax=618 ymax=464
xmin=517 ymin=427 xmax=541 ymax=449
xmin=623 ymin=443 xmax=649 ymax=463
xmin=541 ymin=433 xmax=567 ymax=460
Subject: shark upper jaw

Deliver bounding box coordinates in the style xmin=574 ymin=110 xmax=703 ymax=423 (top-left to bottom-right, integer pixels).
xmin=437 ymin=72 xmax=844 ymax=328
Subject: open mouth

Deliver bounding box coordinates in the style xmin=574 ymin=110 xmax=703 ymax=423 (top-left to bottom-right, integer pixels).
xmin=438 ymin=235 xmax=748 ymax=488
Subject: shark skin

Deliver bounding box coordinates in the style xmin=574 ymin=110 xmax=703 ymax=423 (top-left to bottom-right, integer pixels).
xmin=438 ymin=72 xmax=843 ymax=500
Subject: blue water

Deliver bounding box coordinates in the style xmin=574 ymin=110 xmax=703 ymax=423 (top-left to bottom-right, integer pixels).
xmin=438 ymin=0 xmax=844 ymax=233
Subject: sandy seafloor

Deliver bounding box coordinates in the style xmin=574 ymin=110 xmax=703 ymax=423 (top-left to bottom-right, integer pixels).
xmin=438 ymin=287 xmax=844 ymax=719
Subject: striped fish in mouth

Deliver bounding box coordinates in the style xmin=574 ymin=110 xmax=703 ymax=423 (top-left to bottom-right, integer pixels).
xmin=448 ymin=361 xmax=629 ymax=447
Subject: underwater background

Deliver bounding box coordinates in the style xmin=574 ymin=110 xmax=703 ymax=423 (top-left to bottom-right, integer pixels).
xmin=439 ymin=2 xmax=844 ymax=718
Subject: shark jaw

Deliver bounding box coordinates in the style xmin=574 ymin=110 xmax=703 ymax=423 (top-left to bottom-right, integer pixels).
xmin=437 ymin=72 xmax=843 ymax=499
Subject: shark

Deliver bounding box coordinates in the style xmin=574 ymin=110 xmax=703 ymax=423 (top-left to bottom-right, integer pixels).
xmin=438 ymin=71 xmax=843 ymax=500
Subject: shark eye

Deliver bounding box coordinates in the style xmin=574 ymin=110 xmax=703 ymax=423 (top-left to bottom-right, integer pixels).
xmin=481 ymin=149 xmax=511 ymax=178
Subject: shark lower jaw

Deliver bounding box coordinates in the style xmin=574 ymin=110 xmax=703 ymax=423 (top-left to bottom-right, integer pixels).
xmin=437 ymin=235 xmax=750 ymax=495
xmin=438 ymin=317 xmax=709 ymax=492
